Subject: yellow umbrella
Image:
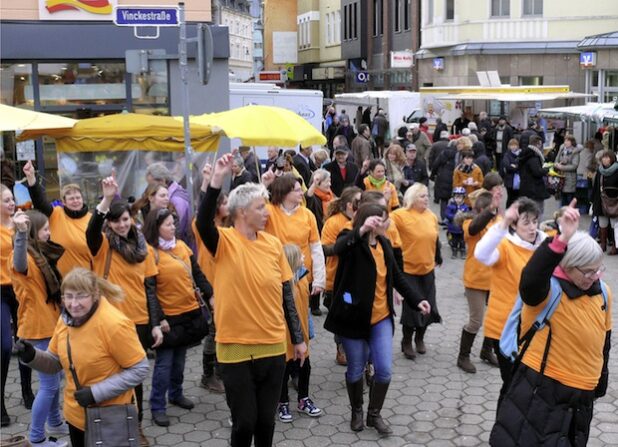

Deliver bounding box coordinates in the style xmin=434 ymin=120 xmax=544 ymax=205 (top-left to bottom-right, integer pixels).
xmin=20 ymin=113 xmax=220 ymax=152
xmin=186 ymin=105 xmax=326 ymax=147
xmin=0 ymin=104 xmax=77 ymax=132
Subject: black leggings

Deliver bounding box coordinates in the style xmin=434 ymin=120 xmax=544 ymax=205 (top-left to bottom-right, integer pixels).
xmin=69 ymin=423 xmax=85 ymax=447
xmin=492 ymin=338 xmax=514 ymax=410
xmin=280 ymin=358 xmax=311 ymax=403
xmin=135 ymin=323 xmax=152 ymax=422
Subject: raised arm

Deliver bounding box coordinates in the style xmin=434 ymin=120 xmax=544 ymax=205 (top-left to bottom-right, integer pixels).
xmin=23 ymin=160 xmax=53 ymax=217
xmin=12 ymin=211 xmax=30 ymax=273
xmin=86 ymin=175 xmax=117 ymax=256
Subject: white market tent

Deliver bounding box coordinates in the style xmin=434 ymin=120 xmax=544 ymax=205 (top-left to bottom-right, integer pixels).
xmin=539 ymin=102 xmax=618 ymax=124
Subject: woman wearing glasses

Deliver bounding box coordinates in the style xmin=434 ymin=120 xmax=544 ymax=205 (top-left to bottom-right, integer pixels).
xmin=491 ymin=203 xmax=612 ymax=447
xmin=14 ymin=268 xmax=149 ymax=447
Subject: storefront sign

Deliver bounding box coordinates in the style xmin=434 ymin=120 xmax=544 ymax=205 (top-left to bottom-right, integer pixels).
xmin=579 ymin=52 xmax=596 ymax=68
xmin=39 ymin=0 xmax=117 ymax=21
xmin=257 ymin=71 xmax=286 ymax=83
xmin=114 ymin=7 xmax=179 ymax=26
xmin=390 ymin=51 xmax=414 ymax=69
xmin=433 ymin=57 xmax=445 ymax=71
xmin=355 ymin=72 xmax=370 ymax=83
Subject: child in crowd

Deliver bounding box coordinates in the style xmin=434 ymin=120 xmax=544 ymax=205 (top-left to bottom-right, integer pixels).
xmin=278 ymin=244 xmax=322 ymax=423
xmin=453 ymin=150 xmax=484 ymax=206
xmin=445 ymin=187 xmax=470 ymax=259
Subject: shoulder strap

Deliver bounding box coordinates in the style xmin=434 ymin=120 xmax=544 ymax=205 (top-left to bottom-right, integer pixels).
xmin=66 ymin=334 xmax=82 ymax=390
xmin=103 ymin=247 xmax=112 ymax=280
xmin=600 ymin=280 xmax=609 ymax=310
xmin=152 ymin=247 xmax=160 ymax=265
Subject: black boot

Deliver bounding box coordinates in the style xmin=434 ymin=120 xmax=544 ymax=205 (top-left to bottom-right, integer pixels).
xmin=401 ymin=326 xmax=416 ymax=359
xmin=20 ymin=365 xmax=34 ymax=410
xmin=457 ymin=329 xmax=477 ymax=373
xmin=310 ymin=294 xmax=322 ymax=316
xmin=415 ymin=327 xmax=427 ymax=354
xmin=480 ymin=337 xmax=499 ymax=367
xmin=366 ymin=381 xmax=392 ymax=436
xmin=346 ymin=379 xmax=364 ymax=432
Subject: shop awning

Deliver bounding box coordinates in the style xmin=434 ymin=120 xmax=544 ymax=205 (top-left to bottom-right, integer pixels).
xmin=0 ymin=104 xmax=77 ymax=132
xmin=184 ymin=105 xmax=326 ymax=147
xmin=20 ymin=113 xmax=220 ymax=152
xmin=433 ymin=92 xmax=595 ymax=102
xmin=539 ymin=102 xmax=618 ymax=123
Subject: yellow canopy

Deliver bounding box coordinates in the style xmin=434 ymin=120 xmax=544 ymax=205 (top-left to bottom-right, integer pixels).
xmin=20 ymin=113 xmax=220 ymax=153
xmin=186 ymin=105 xmax=326 ymax=147
xmin=0 ymin=104 xmax=77 ymax=132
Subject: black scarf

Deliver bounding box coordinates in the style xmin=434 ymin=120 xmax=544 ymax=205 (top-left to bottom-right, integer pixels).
xmin=64 ymin=205 xmax=89 ymax=219
xmin=104 ymin=224 xmax=147 ymax=264
xmin=28 ymin=240 xmax=64 ymax=308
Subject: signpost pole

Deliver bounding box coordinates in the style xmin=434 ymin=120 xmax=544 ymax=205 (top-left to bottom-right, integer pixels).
xmin=178 ymin=2 xmax=195 ymax=217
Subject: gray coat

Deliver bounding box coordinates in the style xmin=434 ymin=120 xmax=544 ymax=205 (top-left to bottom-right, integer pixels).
xmin=555 ymin=145 xmax=580 ymax=193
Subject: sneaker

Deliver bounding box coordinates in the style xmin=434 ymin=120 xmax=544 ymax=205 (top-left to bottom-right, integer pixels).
xmin=278 ymin=402 xmax=293 ymax=423
xmin=298 ymin=397 xmax=322 ymax=417
xmin=31 ymin=438 xmax=68 ymax=447
xmin=47 ymin=422 xmax=70 ymax=436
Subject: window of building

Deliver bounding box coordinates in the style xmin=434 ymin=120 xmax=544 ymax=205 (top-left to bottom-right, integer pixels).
xmin=523 ymin=0 xmax=543 ymax=16
xmin=394 ymin=0 xmax=401 ymax=32
xmin=326 ymin=13 xmax=332 ymax=45
xmin=373 ymin=0 xmax=379 ymax=36
xmin=353 ymin=2 xmax=358 ymax=39
xmin=404 ymin=0 xmax=410 ymax=30
xmin=445 ymin=0 xmax=454 ymax=21
xmin=343 ymin=4 xmax=348 ymax=40
xmin=426 ymin=0 xmax=433 ymax=24
xmin=0 ymin=64 xmax=34 ymax=107
xmin=335 ymin=10 xmax=341 ymax=43
xmin=519 ymin=76 xmax=543 ymax=86
xmin=491 ymin=0 xmax=510 ymax=17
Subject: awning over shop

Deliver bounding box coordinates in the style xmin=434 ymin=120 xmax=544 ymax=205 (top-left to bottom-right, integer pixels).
xmin=0 ymin=104 xmax=77 ymax=132
xmin=433 ymin=92 xmax=594 ymax=102
xmin=539 ymin=102 xmax=618 ymax=123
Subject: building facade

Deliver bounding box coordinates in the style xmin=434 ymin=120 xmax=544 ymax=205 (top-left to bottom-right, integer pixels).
xmin=212 ymin=0 xmax=253 ymax=82
xmin=250 ymin=0 xmax=264 ymax=80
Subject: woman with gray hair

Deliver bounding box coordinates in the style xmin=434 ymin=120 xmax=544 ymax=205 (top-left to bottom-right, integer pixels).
xmin=491 ymin=201 xmax=612 ymax=446
xmin=305 ymin=168 xmax=334 ymax=233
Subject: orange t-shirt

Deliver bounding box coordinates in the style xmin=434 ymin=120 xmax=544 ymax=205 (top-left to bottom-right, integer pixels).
xmin=462 ymin=216 xmax=500 ymax=290
xmin=286 ymin=275 xmax=310 ymax=361
xmin=521 ymin=285 xmax=612 ymax=390
xmin=321 ymin=213 xmax=350 ymax=292
xmin=363 ymin=177 xmax=400 ymax=211
xmin=49 ymin=207 xmax=92 ymax=276
xmin=483 ymin=240 xmax=535 ymax=340
xmin=265 ymin=204 xmax=319 ymax=280
xmin=1 ymin=225 xmax=14 ymax=286
xmin=213 ymin=227 xmax=293 ymax=345
xmin=9 ymin=254 xmax=60 ymax=339
xmin=192 ymin=219 xmax=215 ymax=283
xmin=152 ymin=242 xmax=200 ymax=317
xmin=391 ymin=208 xmax=438 ymax=275
xmin=48 ymin=297 xmax=146 ymax=431
xmin=370 ymin=243 xmax=390 ymax=325
xmin=453 ymin=165 xmax=484 ymax=205
xmin=92 ymin=238 xmax=158 ymax=325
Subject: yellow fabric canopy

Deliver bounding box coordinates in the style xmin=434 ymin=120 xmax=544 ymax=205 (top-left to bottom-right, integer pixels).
xmin=0 ymin=104 xmax=77 ymax=132
xmin=185 ymin=105 xmax=326 ymax=147
xmin=20 ymin=113 xmax=220 ymax=153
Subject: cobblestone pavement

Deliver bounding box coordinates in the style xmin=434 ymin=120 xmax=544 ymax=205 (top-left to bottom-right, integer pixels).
xmin=2 ymin=201 xmax=618 ymax=446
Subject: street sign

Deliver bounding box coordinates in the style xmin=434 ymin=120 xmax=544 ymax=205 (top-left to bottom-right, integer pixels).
xmin=114 ymin=6 xmax=179 ymax=27
xmin=355 ymin=72 xmax=369 ymax=83
xmin=579 ymin=52 xmax=596 ymax=68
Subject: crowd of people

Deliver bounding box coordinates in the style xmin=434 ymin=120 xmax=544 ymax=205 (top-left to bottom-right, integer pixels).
xmin=0 ymin=107 xmax=615 ymax=447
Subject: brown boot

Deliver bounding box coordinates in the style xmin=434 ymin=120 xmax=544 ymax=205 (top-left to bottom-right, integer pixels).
xmin=336 ymin=343 xmax=347 ymax=366
xmin=480 ymin=337 xmax=499 ymax=367
xmin=609 ymin=245 xmax=617 ymax=255
xmin=138 ymin=423 xmax=150 ymax=447
xmin=201 ymin=373 xmax=225 ymax=393
xmin=366 ymin=381 xmax=393 ymax=436
xmin=346 ymin=379 xmax=364 ymax=432
xmin=401 ymin=327 xmax=416 ymax=360
xmin=457 ymin=329 xmax=477 ymax=374
xmin=599 ymin=227 xmax=608 ymax=252
xmin=415 ymin=327 xmax=427 ymax=354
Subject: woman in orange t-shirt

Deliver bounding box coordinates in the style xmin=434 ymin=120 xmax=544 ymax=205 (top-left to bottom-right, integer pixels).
xmin=15 ymin=268 xmax=148 ymax=447
xmin=10 ymin=209 xmax=66 ymax=445
xmin=356 ymin=160 xmax=400 ymax=212
xmin=143 ymin=208 xmax=212 ymax=426
xmin=391 ymin=183 xmax=443 ymax=359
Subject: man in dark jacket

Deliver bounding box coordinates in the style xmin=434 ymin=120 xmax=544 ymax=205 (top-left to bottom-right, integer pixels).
xmin=371 ymin=109 xmax=389 ymax=148
xmin=518 ymin=135 xmax=549 ymax=216
xmin=230 ymin=156 xmax=254 ymax=191
xmin=427 ymin=131 xmax=450 ymax=168
xmin=351 ymin=125 xmax=374 ymax=169
xmin=402 ymin=144 xmax=429 ymax=194
xmin=324 ymin=147 xmax=359 ymax=197
xmin=293 ymin=145 xmax=317 ymax=186
xmin=239 ymin=146 xmax=261 ymax=182
xmin=432 ymin=118 xmax=448 ymax=143
xmin=431 ymin=141 xmax=458 ymax=221
xmin=492 ymin=117 xmax=513 ymax=172
xmin=471 ymin=137 xmax=492 ymax=175
xmin=336 ymin=117 xmax=357 ymax=147
xmin=519 ymin=121 xmax=545 ymax=150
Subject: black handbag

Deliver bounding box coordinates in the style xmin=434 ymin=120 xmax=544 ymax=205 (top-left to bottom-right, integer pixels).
xmin=67 ymin=335 xmax=139 ymax=447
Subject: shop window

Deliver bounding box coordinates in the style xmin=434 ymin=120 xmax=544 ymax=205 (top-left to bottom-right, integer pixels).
xmin=445 ymin=0 xmax=454 ymax=21
xmin=0 ymin=64 xmax=34 ymax=107
xmin=523 ymin=0 xmax=542 ymax=16
xmin=491 ymin=0 xmax=510 ymax=17
xmin=605 ymin=71 xmax=618 ymax=87
xmin=37 ymin=62 xmax=126 ymax=106
xmin=132 ymin=61 xmax=169 ymax=115
xmin=519 ymin=76 xmax=543 ymax=86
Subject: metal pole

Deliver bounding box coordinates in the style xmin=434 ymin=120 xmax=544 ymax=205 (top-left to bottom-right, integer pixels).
xmin=179 ymin=2 xmax=195 ymax=217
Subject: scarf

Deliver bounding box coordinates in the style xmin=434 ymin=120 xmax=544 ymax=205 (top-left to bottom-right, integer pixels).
xmin=367 ymin=175 xmax=387 ymax=189
xmin=599 ymin=162 xmax=618 ymax=177
xmin=159 ymin=237 xmax=176 ymax=250
xmin=105 ymin=225 xmax=147 ymax=264
xmin=63 ymin=205 xmax=89 ymax=219
xmin=314 ymin=188 xmax=334 ymax=217
xmin=528 ymin=145 xmax=545 ymax=164
xmin=61 ymin=299 xmax=100 ymax=327
xmin=28 ymin=240 xmax=64 ymax=308
xmin=458 ymin=163 xmax=474 ymax=174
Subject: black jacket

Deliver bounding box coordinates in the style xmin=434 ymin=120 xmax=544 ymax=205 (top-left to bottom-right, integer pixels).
xmin=402 ymin=159 xmax=429 ymax=193
xmin=473 ymin=142 xmax=493 ymax=175
xmin=231 ymin=170 xmax=253 ymax=191
xmin=428 ymin=138 xmax=449 ymax=168
xmin=591 ymin=164 xmax=618 ymax=216
xmin=430 ymin=144 xmax=457 ymax=200
xmin=324 ymin=229 xmax=423 ymax=339
xmin=293 ymin=153 xmax=316 ymax=187
xmin=324 ymin=160 xmax=359 ymax=197
xmin=500 ymin=149 xmax=520 ymax=189
xmin=493 ymin=124 xmax=514 ymax=154
xmin=518 ymin=146 xmax=550 ymax=201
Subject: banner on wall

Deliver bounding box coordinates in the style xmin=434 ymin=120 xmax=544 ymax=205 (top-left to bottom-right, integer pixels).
xmin=39 ymin=0 xmax=117 ymax=21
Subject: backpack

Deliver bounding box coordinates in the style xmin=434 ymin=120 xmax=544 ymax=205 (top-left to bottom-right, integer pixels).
xmin=500 ymin=276 xmax=609 ymax=364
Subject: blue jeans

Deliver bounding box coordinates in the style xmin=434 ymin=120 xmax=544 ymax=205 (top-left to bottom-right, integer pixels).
xmin=340 ymin=317 xmax=393 ymax=384
xmin=150 ymin=346 xmax=187 ymax=414
xmin=30 ymin=338 xmax=63 ymax=443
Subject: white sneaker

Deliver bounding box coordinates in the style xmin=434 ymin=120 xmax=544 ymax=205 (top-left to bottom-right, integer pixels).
xmin=47 ymin=422 xmax=70 ymax=436
xmin=32 ymin=438 xmax=68 ymax=447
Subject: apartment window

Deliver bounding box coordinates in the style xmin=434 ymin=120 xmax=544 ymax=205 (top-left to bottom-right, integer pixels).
xmin=326 ymin=13 xmax=332 ymax=45
xmin=353 ymin=2 xmax=358 ymax=38
xmin=373 ymin=0 xmax=379 ymax=36
xmin=404 ymin=0 xmax=410 ymax=30
xmin=426 ymin=0 xmax=433 ymax=24
xmin=343 ymin=4 xmax=348 ymax=40
xmin=445 ymin=0 xmax=454 ymax=20
xmin=335 ymin=10 xmax=341 ymax=43
xmin=523 ymin=0 xmax=543 ymax=16
xmin=394 ymin=0 xmax=401 ymax=32
xmin=491 ymin=0 xmax=510 ymax=16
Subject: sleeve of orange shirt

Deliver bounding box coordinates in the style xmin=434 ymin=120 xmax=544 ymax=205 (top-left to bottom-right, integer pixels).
xmin=453 ymin=169 xmax=464 ymax=188
xmin=144 ymin=246 xmax=159 ymax=277
xmin=389 ymin=183 xmax=400 ymax=209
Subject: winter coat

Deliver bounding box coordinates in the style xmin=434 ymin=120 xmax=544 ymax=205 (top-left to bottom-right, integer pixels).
xmin=323 ymin=229 xmax=423 ymax=339
xmin=336 ymin=124 xmax=357 ymax=147
xmin=519 ymin=128 xmax=541 ymax=150
xmin=445 ymin=201 xmax=470 ymax=234
xmin=324 ymin=160 xmax=359 ymax=197
xmin=167 ymin=181 xmax=194 ymax=250
xmin=576 ymin=147 xmax=595 ymax=178
xmin=402 ymin=159 xmax=429 ymax=193
xmin=293 ymin=153 xmax=316 ymax=187
xmin=230 ymin=170 xmax=253 ymax=191
xmin=351 ymin=135 xmax=373 ymax=168
xmin=432 ymin=122 xmax=448 ymax=143
xmin=518 ymin=146 xmax=550 ymax=201
xmin=493 ymin=124 xmax=514 ymax=155
xmin=501 ymin=149 xmax=520 ymax=190
xmin=473 ymin=143 xmax=493 ymax=175
xmin=427 ymin=138 xmax=450 ymax=167
xmin=412 ymin=131 xmax=432 ymax=161
xmin=554 ymin=145 xmax=580 ymax=193
xmin=591 ymin=163 xmax=618 ymax=217
xmin=431 ymin=144 xmax=457 ymax=200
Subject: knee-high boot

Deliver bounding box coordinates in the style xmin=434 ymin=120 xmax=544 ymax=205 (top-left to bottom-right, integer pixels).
xmin=414 ymin=327 xmax=427 ymax=354
xmin=345 ymin=379 xmax=364 ymax=432
xmin=401 ymin=326 xmax=416 ymax=359
xmin=457 ymin=329 xmax=477 ymax=373
xmin=366 ymin=381 xmax=392 ymax=436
